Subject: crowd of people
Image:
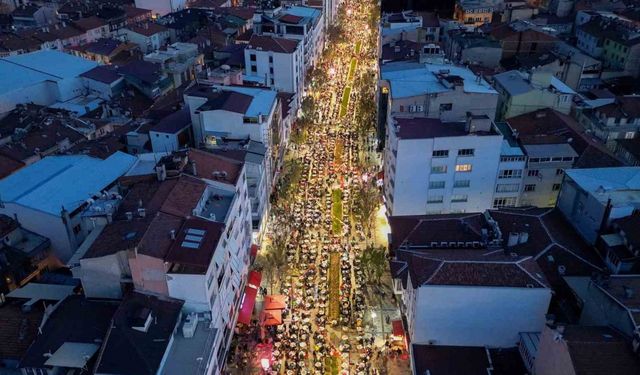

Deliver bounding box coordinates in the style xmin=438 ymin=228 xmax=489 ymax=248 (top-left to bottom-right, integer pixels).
xmin=229 ymin=0 xmax=388 ymax=373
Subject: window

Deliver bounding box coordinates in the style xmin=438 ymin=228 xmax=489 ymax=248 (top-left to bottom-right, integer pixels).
xmin=269 ymin=67 xmax=274 ymax=74
xmin=499 ymin=169 xmax=522 ymax=178
xmin=429 ymin=181 xmax=445 ymax=189
xmin=268 ymin=56 xmax=273 ymax=63
xmin=440 ymin=103 xmax=453 ymax=111
xmin=431 ymin=165 xmax=447 ymax=174
xmin=493 ymin=197 xmax=517 ymax=208
xmin=539 ymin=157 xmax=551 ymax=162
xmin=625 ymin=132 xmax=636 ymax=139
xmin=496 ymin=183 xmax=520 ymax=193
xmin=528 ymin=170 xmax=539 ymax=177
xmin=524 ymin=184 xmax=536 ymax=192
xmin=451 ymin=194 xmax=468 ymax=202
xmin=552 ymin=183 xmax=561 ymax=191
xmin=458 ymin=148 xmax=475 ymax=156
xmin=562 ymin=157 xmax=574 ymax=162
xmin=556 ymin=168 xmax=564 ymax=176
xmin=427 ymin=195 xmax=444 ymax=204
xmin=250 ymin=65 xmax=257 ymax=73
xmin=432 ymin=150 xmax=449 ymax=158
xmin=455 ymin=164 xmax=472 ymax=172
xmin=250 ymin=54 xmax=256 ymax=61
xmin=73 ymin=224 xmax=81 ymax=235
xmin=454 ymin=180 xmax=470 ymax=188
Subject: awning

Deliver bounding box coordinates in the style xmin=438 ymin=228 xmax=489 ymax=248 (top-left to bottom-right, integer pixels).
xmin=377 ymin=170 xmax=384 ymax=180
xmin=260 ymin=309 xmax=283 ymax=326
xmin=263 ymin=294 xmax=287 ymax=310
xmin=248 ymin=270 xmax=262 ymax=289
xmin=251 ymin=244 xmax=259 ymax=258
xmin=392 ymin=319 xmax=405 ymax=337
xmin=237 ymin=286 xmax=258 ymax=325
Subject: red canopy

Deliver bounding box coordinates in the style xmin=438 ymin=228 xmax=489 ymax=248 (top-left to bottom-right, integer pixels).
xmin=237 ymin=286 xmax=258 ymax=325
xmin=263 ymin=294 xmax=287 ymax=310
xmin=260 ymin=309 xmax=283 ymax=326
xmin=250 ymin=244 xmax=259 ymax=258
xmin=392 ymin=319 xmax=405 ymax=337
xmin=248 ymin=270 xmax=262 ymax=289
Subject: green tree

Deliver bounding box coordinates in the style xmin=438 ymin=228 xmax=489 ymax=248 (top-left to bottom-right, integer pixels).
xmin=353 ymin=183 xmax=379 ymax=241
xmin=265 ymin=229 xmax=289 ymax=293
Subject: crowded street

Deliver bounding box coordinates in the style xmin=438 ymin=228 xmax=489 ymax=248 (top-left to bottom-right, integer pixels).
xmin=227 ymin=0 xmax=408 ymax=374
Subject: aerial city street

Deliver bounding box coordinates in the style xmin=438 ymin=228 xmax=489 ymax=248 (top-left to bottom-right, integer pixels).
xmin=1 ymin=0 xmax=640 ymax=374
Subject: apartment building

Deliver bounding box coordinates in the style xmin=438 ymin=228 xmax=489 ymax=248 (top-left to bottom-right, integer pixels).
xmin=74 ymin=150 xmax=252 ymax=374
xmin=244 ymin=34 xmax=304 ymax=104
xmin=384 ymin=114 xmax=504 ymax=216
xmin=253 ymin=5 xmax=324 ymax=68
xmin=575 ymin=96 xmax=640 ymax=148
xmin=0 ymin=152 xmax=136 ymax=262
xmin=557 ymin=167 xmax=640 ymax=245
xmin=144 ymin=42 xmax=204 ymax=87
xmin=493 ymin=70 xmax=576 ymax=120
xmin=380 ymin=61 xmax=499 ymax=123
xmin=453 ymin=0 xmax=497 ymax=28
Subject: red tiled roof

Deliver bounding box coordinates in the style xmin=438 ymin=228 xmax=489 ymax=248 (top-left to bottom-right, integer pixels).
xmin=187 ymin=148 xmax=243 ymax=185
xmin=247 ymin=34 xmax=300 ymax=53
xmin=127 ymin=22 xmax=168 ymax=37
xmin=164 ymin=217 xmax=225 ymax=271
xmin=160 ymin=175 xmax=208 ymax=218
xmin=279 ymin=14 xmax=303 ymax=24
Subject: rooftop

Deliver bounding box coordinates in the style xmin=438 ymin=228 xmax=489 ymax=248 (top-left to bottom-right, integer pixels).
xmin=0 ymin=301 xmax=44 ymax=361
xmin=381 ymin=61 xmax=497 ymax=99
xmin=493 ymin=70 xmax=575 ymax=96
xmin=0 ymin=152 xmax=136 ymax=215
xmin=165 ymin=217 xmax=225 ymax=274
xmin=0 ymin=50 xmax=98 ymax=96
xmin=559 ymin=325 xmax=640 ymax=374
xmin=94 ymin=292 xmax=184 ymax=375
xmin=246 ymin=34 xmax=300 ymax=53
xmin=151 ymin=108 xmax=191 ymax=134
xmin=126 ymin=22 xmax=168 ymax=37
xmin=187 ymin=148 xmax=243 ymax=185
xmin=80 ymin=65 xmax=122 ymax=84
xmin=565 ymin=167 xmax=640 ymax=207
xmin=390 ymin=208 xmax=604 ymax=292
xmin=392 ymin=117 xmax=496 ymax=139
xmin=20 ymin=295 xmax=118 ymax=369
xmin=412 ymin=344 xmax=527 ymax=375
xmin=160 ymin=314 xmax=218 ymax=375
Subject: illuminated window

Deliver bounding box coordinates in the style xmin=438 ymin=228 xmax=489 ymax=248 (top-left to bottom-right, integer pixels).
xmin=455 ymin=164 xmax=472 ymax=172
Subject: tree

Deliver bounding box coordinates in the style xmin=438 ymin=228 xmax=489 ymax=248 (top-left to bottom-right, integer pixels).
xmin=265 ymin=229 xmax=288 ymax=293
xmin=358 ymin=246 xmax=387 ymax=285
xmin=353 ymin=183 xmax=379 ymax=242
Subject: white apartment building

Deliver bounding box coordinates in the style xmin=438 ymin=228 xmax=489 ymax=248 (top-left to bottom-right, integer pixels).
xmin=75 ymin=150 xmax=252 ymax=375
xmin=384 ymin=115 xmax=504 ymax=216
xmin=395 ymin=250 xmax=552 ymax=347
xmin=380 ymin=61 xmax=499 ymax=123
xmin=244 ymin=34 xmax=304 ymax=105
xmin=253 ymin=5 xmax=325 ymax=68
xmin=185 ymin=85 xmax=281 ymax=230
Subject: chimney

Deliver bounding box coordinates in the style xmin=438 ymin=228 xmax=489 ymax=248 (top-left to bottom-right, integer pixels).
xmin=125 ymin=212 xmax=133 ymax=221
xmin=624 ymin=286 xmax=634 ymax=299
xmin=156 ymin=164 xmax=167 ymax=181
xmin=191 ymin=160 xmax=197 ymax=176
xmin=170 ymin=229 xmax=176 ymax=240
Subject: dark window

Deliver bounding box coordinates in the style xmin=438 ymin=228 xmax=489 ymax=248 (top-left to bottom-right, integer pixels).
xmin=524 ymin=184 xmax=536 ymax=192
xmin=250 ymin=54 xmax=256 ymax=61
xmin=528 ymin=170 xmax=539 ymax=177
xmin=432 ymin=150 xmax=449 ymax=158
xmin=250 ymin=65 xmax=257 ymax=73
xmin=440 ymin=103 xmax=452 ymax=111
